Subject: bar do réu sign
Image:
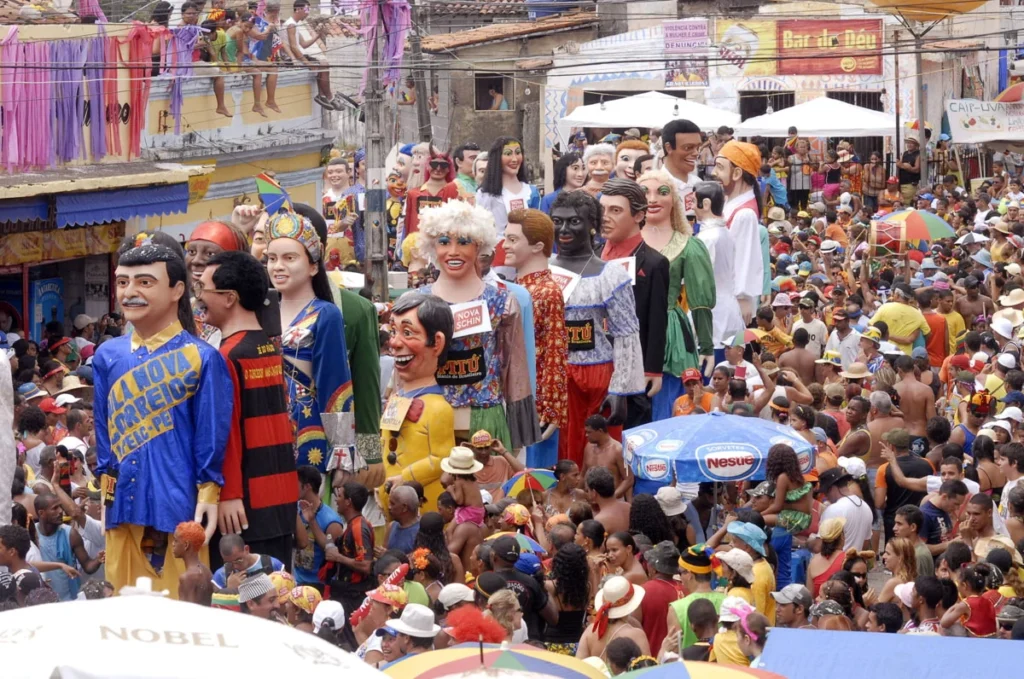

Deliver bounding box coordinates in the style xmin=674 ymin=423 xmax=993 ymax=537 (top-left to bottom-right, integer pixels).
xmin=776 ymin=19 xmax=882 ymax=75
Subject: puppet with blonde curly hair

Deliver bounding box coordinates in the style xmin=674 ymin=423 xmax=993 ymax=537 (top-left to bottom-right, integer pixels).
xmin=417 ymin=200 xmax=540 ymax=452
xmin=173 ymin=521 xmax=214 ymax=605
xmin=637 ymin=169 xmax=717 ymax=419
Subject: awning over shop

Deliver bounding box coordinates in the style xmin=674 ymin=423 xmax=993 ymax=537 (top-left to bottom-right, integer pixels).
xmin=55 ymin=182 xmax=190 ymax=228
xmin=0 ymin=196 xmax=48 ymax=223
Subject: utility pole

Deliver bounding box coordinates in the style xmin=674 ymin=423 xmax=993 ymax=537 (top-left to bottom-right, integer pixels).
xmin=409 ymin=0 xmax=433 ymax=142
xmin=914 ymin=30 xmax=928 ymax=189
xmin=365 ymin=0 xmax=389 ymax=302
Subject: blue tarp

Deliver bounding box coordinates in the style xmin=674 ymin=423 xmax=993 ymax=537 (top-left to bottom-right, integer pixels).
xmin=55 ymin=183 xmax=190 ymax=228
xmin=759 ymin=628 xmax=1021 ymax=679
xmin=0 ymin=197 xmax=49 ymax=223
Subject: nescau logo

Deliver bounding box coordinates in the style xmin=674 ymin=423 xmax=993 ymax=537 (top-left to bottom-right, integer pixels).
xmin=696 ymin=442 xmax=761 ymax=481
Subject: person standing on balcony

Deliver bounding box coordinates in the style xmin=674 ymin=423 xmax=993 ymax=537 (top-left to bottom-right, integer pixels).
xmin=180 ymin=2 xmax=231 ymax=118
xmin=283 ymin=0 xmax=342 ymax=110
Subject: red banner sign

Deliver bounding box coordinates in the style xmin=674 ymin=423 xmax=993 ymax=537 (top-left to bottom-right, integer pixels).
xmin=776 ymin=20 xmax=882 ymax=75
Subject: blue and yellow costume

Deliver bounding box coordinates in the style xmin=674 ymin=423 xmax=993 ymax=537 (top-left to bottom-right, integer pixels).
xmin=94 ymin=321 xmax=233 ymax=598
xmin=280 ymin=298 xmax=355 ymax=472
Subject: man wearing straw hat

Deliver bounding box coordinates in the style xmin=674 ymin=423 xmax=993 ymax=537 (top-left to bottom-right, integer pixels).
xmin=714 ymin=140 xmax=765 ymax=323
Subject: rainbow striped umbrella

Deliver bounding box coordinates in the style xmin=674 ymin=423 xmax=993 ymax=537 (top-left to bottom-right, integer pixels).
xmin=501 ymin=469 xmax=557 ymax=498
xmin=879 ymin=209 xmax=956 ymax=241
xmin=382 ymin=643 xmax=606 ymax=679
xmin=620 ymin=661 xmax=788 ymax=679
xmin=482 ymin=531 xmax=545 ymax=554
xmin=255 ymin=172 xmax=292 ymax=214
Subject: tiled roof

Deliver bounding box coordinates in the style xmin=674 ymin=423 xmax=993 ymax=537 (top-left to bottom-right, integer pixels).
xmin=420 ymin=10 xmax=597 ymax=53
xmin=323 ymin=16 xmax=360 ymax=39
xmin=429 ymin=0 xmax=526 ymax=16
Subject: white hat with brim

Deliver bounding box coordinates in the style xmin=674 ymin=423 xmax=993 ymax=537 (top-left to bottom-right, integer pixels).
xmin=994 ymin=308 xmax=1024 ymax=329
xmin=990 ymin=420 xmax=1013 ymax=434
xmin=718 ymin=548 xmax=755 ymax=584
xmin=999 ymin=288 xmax=1024 ymax=308
xmin=594 ymin=576 xmax=645 ymax=620
xmin=387 ymin=603 xmax=441 ymax=637
xmin=654 ymin=485 xmax=688 ymax=516
xmin=440 ymin=446 xmax=484 ymax=475
xmin=996 ymin=406 xmax=1024 ymax=423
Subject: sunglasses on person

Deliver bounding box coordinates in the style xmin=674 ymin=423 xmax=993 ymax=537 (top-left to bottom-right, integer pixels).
xmin=429 ymin=160 xmax=450 ymax=170
xmin=999 ymin=621 xmax=1016 ymax=631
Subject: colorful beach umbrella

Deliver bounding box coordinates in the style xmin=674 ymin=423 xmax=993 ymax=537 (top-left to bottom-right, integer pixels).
xmin=879 ymin=209 xmax=956 ymax=241
xmin=255 ymin=172 xmax=292 ymax=214
xmin=483 ymin=531 xmax=545 ymax=554
xmin=620 ymin=661 xmax=788 ymax=679
xmin=382 ymin=643 xmax=606 ymax=679
xmin=501 ymin=469 xmax=557 ymax=498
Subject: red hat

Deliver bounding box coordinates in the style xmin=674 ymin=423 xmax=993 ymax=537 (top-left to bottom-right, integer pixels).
xmin=887 ymin=176 xmax=899 ymax=184
xmin=39 ymin=397 xmax=67 ymax=415
xmin=49 ymin=337 xmax=71 ymax=352
xmin=682 ymin=368 xmax=702 ymax=384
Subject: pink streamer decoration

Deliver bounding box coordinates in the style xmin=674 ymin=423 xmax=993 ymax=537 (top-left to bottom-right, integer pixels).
xmin=118 ymin=22 xmax=156 ymax=160
xmin=358 ymin=0 xmax=410 ymax=96
xmin=0 ymin=28 xmax=55 ymax=171
xmin=103 ymin=35 xmax=122 ymax=157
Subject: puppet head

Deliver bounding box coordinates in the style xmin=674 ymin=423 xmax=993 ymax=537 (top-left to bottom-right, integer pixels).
xmin=389 ymin=292 xmax=454 ymax=389
xmin=550 ymin=190 xmax=600 ymax=258
xmin=417 ymin=201 xmax=498 ymax=283
xmin=115 ymin=242 xmax=190 ymax=339
xmin=638 ymin=169 xmax=688 ymax=235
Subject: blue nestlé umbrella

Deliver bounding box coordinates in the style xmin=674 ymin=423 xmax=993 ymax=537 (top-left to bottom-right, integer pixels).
xmin=624 ymin=412 xmax=814 ymax=494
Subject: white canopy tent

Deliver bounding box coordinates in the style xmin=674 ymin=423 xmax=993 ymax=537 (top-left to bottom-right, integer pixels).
xmin=560 ymin=91 xmax=739 ymax=130
xmin=733 ymin=96 xmax=897 ymax=138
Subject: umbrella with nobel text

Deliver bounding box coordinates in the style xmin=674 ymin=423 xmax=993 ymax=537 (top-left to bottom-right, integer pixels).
xmin=0 ymin=586 xmax=383 ymax=679
xmin=624 ymin=412 xmax=815 ymax=495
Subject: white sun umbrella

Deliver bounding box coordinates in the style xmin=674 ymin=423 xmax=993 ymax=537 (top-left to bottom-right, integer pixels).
xmin=734 ymin=96 xmax=897 ymax=138
xmin=956 ymin=232 xmax=990 ymax=245
xmin=561 ymin=91 xmax=739 ymax=130
xmin=1 ymin=589 xmax=383 ymax=679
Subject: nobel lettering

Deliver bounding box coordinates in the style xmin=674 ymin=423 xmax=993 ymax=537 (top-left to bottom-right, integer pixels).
xmin=99 ymin=626 xmax=238 ymax=647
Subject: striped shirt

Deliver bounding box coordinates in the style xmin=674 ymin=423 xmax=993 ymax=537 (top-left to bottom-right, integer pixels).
xmin=220 ymin=330 xmax=298 ymax=542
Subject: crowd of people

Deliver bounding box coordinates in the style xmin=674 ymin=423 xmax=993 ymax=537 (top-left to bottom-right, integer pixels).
xmin=5 ymin=116 xmax=1024 ymax=679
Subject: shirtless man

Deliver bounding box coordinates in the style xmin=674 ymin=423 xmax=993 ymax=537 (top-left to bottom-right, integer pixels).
xmin=837 ymin=396 xmax=871 ymax=460
xmin=173 ymin=521 xmax=214 ymax=606
xmin=893 ymin=355 xmax=936 ymax=456
xmin=954 ymin=275 xmax=994 ymax=323
xmin=778 ymin=327 xmax=817 ymax=386
xmin=438 ymin=491 xmax=482 ymax=578
xmin=581 ymin=414 xmax=631 ymax=500
xmin=585 ymin=467 xmax=631 ymax=534
xmin=866 ymin=392 xmax=904 ymax=470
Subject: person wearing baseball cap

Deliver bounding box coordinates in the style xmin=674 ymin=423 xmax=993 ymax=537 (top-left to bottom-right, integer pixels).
xmin=771 ymin=583 xmax=815 ymax=629
xmin=878 ymin=428 xmax=933 ymax=541
xmin=489 ymin=534 xmax=552 ymax=640
xmin=672 ymin=367 xmax=713 ymax=416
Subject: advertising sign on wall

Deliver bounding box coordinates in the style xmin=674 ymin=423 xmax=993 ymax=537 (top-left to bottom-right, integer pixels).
xmin=664 ymin=19 xmax=709 ymax=88
xmin=946 ymin=99 xmax=1024 ymax=144
xmin=715 ymin=20 xmax=777 ymax=77
xmin=776 ymin=20 xmax=883 ymax=75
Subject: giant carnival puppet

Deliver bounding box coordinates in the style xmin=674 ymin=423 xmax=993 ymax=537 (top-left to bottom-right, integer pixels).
xmin=379 ymin=292 xmax=456 ymax=515
xmin=694 ymin=181 xmax=745 ymax=361
xmin=503 ymin=208 xmax=568 ymax=468
xmin=714 ymin=141 xmax=765 ymax=327
xmin=417 ymin=200 xmax=541 ymax=451
xmin=94 ymin=238 xmax=233 ymax=597
xmin=636 ymin=170 xmax=717 ymax=420
xmin=550 ymin=190 xmax=645 ymax=465
xmin=185 ymin=221 xmax=251 ymax=347
xmin=599 ymin=178 xmax=669 ymax=427
xmin=265 ymin=210 xmax=357 ymax=477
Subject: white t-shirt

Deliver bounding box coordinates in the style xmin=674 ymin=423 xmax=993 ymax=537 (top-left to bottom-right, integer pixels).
xmin=792 ymin=318 xmax=828 ymax=358
xmin=284 ymin=17 xmax=325 ymax=59
xmin=25 ymin=442 xmax=45 ymax=475
xmin=997 ymin=476 xmax=1024 ymax=526
xmin=824 ymin=328 xmax=862 ymax=370
xmin=502 ymin=183 xmax=532 ymax=219
xmin=820 ymin=494 xmax=874 ymax=551
xmin=926 ymin=475 xmax=980 ymax=496
xmin=80 ymin=514 xmax=106 ymax=582
xmin=61 ymin=436 xmax=88 ymax=455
